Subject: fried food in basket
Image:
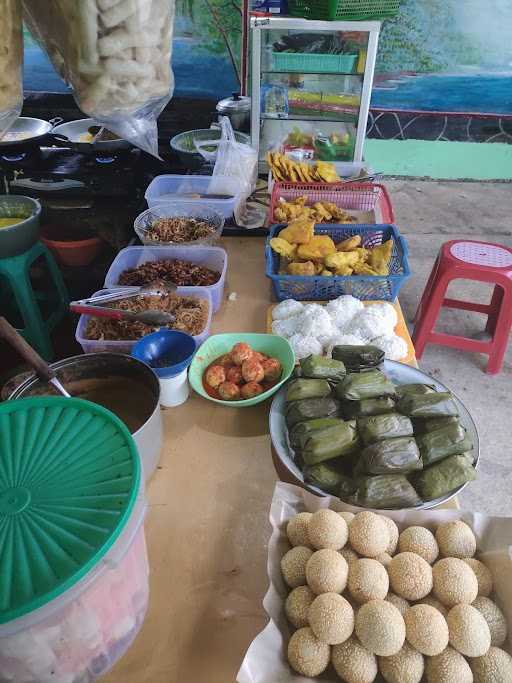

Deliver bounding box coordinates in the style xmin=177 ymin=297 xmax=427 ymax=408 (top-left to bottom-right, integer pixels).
xmin=297 ymin=236 xmax=336 ymax=261
xmin=267 ymin=152 xmax=341 ymax=184
xmin=279 ymin=218 xmax=315 ymax=245
xmin=274 ymin=196 xmax=357 ymax=224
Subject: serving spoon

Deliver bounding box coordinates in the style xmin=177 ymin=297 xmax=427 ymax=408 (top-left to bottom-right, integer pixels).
xmin=0 ymin=317 xmax=71 ymax=397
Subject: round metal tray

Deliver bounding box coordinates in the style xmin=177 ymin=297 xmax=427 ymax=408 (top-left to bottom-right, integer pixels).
xmin=269 ymin=360 xmax=479 ymax=511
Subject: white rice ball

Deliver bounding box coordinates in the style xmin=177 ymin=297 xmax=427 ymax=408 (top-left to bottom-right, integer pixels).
xmin=272 ymin=316 xmax=301 ymax=339
xmin=326 ymin=295 xmax=364 ymax=331
xmin=297 ymin=307 xmax=334 ymax=340
xmin=345 ymin=309 xmax=394 ymax=342
xmin=367 ymin=302 xmax=398 ymax=329
xmin=372 ymin=334 xmax=408 ymax=361
xmin=272 ymin=299 xmax=304 ymax=321
xmin=288 ymin=334 xmax=323 ymax=361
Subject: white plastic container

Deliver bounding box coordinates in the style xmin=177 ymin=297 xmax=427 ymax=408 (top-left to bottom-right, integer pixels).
xmin=159 ymin=369 xmax=189 ymax=407
xmin=145 ymin=174 xmax=240 ymax=218
xmin=75 ymin=287 xmax=213 ymax=355
xmin=104 ymin=245 xmax=228 ymax=313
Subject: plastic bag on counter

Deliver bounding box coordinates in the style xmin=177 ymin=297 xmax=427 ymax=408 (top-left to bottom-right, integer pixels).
xmin=0 ymin=0 xmax=23 ymax=139
xmin=197 ymin=116 xmax=258 ymax=224
xmin=22 ymin=0 xmax=175 ymax=156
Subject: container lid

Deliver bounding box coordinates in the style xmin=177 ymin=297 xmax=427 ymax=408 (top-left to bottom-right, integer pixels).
xmin=216 ymin=92 xmax=251 ymax=113
xmin=0 ymin=397 xmax=140 ymax=625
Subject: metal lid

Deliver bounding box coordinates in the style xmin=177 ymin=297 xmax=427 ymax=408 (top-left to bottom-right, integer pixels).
xmin=0 ymin=396 xmax=140 ymax=624
xmin=216 ymin=92 xmax=251 ymax=113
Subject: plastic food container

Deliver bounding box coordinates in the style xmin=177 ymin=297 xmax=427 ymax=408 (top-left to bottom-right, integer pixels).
xmin=75 ymin=286 xmax=213 ymax=354
xmin=41 ymin=233 xmax=103 ymax=267
xmin=0 ymin=396 xmax=148 ymax=683
xmin=134 ymin=203 xmax=224 ymax=247
xmin=145 ymin=174 xmax=240 ymax=218
xmin=104 ymin=245 xmax=228 ymax=313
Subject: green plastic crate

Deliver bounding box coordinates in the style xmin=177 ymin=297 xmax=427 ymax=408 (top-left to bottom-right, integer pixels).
xmin=272 ymin=51 xmax=357 ymax=74
xmin=288 ymin=0 xmax=400 ymax=20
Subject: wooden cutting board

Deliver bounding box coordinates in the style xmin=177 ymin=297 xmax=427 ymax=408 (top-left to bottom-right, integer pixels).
xmin=266 ymin=299 xmax=417 ymax=367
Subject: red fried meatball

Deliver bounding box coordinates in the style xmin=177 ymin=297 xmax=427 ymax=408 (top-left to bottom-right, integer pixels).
xmin=231 ymin=342 xmax=253 ymax=366
xmin=226 ymin=366 xmax=243 ymax=385
xmin=241 ymin=382 xmax=263 ymax=399
xmin=262 ymin=358 xmax=282 ymax=382
xmin=218 ymin=381 xmax=241 ymax=401
xmin=241 ymin=359 xmax=265 ymax=383
xmin=217 ymin=353 xmax=235 ymax=368
xmin=205 ymin=365 xmax=226 ymax=389
xmin=252 ymin=351 xmax=268 ymax=363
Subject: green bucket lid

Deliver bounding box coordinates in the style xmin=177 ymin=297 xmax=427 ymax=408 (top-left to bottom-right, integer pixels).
xmin=0 ymin=396 xmax=141 ymax=625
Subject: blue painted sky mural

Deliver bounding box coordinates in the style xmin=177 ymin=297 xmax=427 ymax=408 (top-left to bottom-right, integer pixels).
xmin=23 ymin=0 xmax=512 ymax=115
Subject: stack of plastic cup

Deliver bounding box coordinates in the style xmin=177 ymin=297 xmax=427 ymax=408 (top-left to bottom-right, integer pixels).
xmin=132 ymin=330 xmax=196 ymax=408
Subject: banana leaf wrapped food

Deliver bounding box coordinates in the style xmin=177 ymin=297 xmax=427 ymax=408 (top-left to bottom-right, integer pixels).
xmin=342 ymin=396 xmax=396 ymax=418
xmin=416 ymin=422 xmax=473 ymax=466
xmin=331 ymin=345 xmax=384 ymax=372
xmin=304 ymin=462 xmax=356 ymax=497
xmin=414 ymin=453 xmax=476 ymax=500
xmin=302 ymin=421 xmax=358 ymax=466
xmin=286 ymin=397 xmax=341 ymax=428
xmin=337 ymin=369 xmax=396 ymax=401
xmin=286 ymin=378 xmax=332 ymax=402
xmin=396 ymin=391 xmax=459 ymax=418
xmin=413 ymin=416 xmax=459 ymax=435
xmin=299 ymin=354 xmax=346 ymax=381
xmin=289 ymin=417 xmax=344 ymax=450
xmin=395 ymin=383 xmax=436 ymax=399
xmin=350 ymin=474 xmax=422 ymax=509
xmin=361 ymin=436 xmax=422 ymax=474
xmin=358 ymin=413 xmax=414 ymax=445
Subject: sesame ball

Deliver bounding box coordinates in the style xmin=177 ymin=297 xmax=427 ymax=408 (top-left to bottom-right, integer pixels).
xmin=286 ymin=512 xmax=312 ymax=548
xmin=348 ymin=558 xmax=389 ymax=604
xmin=398 ymin=526 xmax=439 ymax=564
xmin=285 ymin=585 xmax=315 ymax=629
xmin=447 ymin=603 xmax=491 ymax=657
xmin=386 ymin=593 xmax=410 ymax=617
xmin=355 ymin=600 xmax=406 ymax=656
xmin=281 ymin=546 xmax=313 ymax=588
xmin=404 ymin=604 xmax=449 ymax=656
xmin=432 ymin=557 xmax=478 ymax=607
xmin=462 ymin=558 xmax=493 ymax=597
xmin=436 ymin=520 xmax=476 ymax=558
xmin=287 ymin=627 xmax=330 ymax=677
xmin=338 ymin=510 xmax=355 ymax=525
xmin=382 ymin=515 xmax=399 ymax=555
xmin=306 ymin=549 xmax=348 ymax=595
xmin=308 ymin=508 xmax=348 ymax=550
xmin=426 ymin=646 xmax=473 ymax=683
xmin=379 ymin=642 xmax=424 ymax=683
xmin=388 ymin=552 xmax=433 ymax=601
xmin=308 ymin=593 xmax=354 ymax=645
xmin=415 ymin=595 xmax=448 ymax=617
xmin=331 ymin=636 xmax=378 ymax=683
xmin=472 ymin=596 xmax=508 ymax=647
xmin=375 ymin=552 xmax=392 ymax=567
xmin=339 ymin=546 xmax=359 ymax=566
xmin=349 ymin=511 xmax=389 ymax=558
xmin=470 ymin=646 xmax=512 ymax=682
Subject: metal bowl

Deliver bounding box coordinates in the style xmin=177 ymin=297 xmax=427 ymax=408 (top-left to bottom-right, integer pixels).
xmin=170 ymin=128 xmax=250 ymax=168
xmin=0 ymin=116 xmax=53 ymax=147
xmin=269 ymin=360 xmax=479 ymax=511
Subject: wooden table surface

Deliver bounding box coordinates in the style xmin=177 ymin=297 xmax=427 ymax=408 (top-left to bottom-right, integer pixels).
xmin=102 ymin=237 xmax=452 ymax=683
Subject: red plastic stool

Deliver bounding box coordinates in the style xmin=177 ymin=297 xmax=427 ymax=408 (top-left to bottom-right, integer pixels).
xmin=412 ymin=240 xmax=512 ymax=374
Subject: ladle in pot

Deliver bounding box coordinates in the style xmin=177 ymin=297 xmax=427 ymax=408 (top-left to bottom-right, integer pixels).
xmin=0 ymin=317 xmax=71 ymax=397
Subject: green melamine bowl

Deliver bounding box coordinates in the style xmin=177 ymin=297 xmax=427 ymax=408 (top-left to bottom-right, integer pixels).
xmin=189 ymin=333 xmax=295 ymax=407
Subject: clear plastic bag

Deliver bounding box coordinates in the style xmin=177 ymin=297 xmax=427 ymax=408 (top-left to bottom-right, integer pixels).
xmin=22 ymin=0 xmax=175 ymax=156
xmin=198 ymin=116 xmax=258 ymax=222
xmin=0 ymin=0 xmax=23 ymax=138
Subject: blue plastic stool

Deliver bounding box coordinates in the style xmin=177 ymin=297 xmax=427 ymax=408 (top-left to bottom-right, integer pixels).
xmin=0 ymin=242 xmax=69 ymax=361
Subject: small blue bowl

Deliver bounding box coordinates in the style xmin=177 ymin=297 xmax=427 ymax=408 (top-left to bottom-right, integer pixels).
xmin=131 ymin=330 xmax=196 ymax=378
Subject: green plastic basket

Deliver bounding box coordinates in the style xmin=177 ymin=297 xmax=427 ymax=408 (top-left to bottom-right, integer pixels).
xmin=288 ymin=0 xmax=400 ymax=20
xmin=0 ymin=397 xmax=140 ymax=624
xmin=272 ymin=51 xmax=357 ymax=74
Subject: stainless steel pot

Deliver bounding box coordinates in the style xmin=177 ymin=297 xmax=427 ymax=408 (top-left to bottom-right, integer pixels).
xmin=8 ymin=353 xmax=162 ymax=481
xmin=216 ymin=93 xmax=251 ymax=133
xmin=51 ymin=118 xmax=132 ymax=153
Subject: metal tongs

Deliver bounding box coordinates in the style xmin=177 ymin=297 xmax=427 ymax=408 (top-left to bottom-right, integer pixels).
xmin=70 ymin=282 xmax=177 ymax=327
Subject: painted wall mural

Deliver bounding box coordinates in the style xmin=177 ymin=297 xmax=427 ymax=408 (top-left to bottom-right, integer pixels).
xmin=22 ymin=0 xmax=512 ymax=141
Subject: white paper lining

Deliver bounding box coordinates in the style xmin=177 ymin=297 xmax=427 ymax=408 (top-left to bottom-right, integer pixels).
xmin=237 ymin=482 xmax=512 ymax=683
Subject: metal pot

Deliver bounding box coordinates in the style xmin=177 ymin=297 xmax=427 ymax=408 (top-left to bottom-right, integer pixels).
xmin=8 ymin=353 xmax=163 ymax=481
xmin=216 ymin=93 xmax=251 ymax=133
xmin=51 ymin=118 xmax=132 ymax=153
